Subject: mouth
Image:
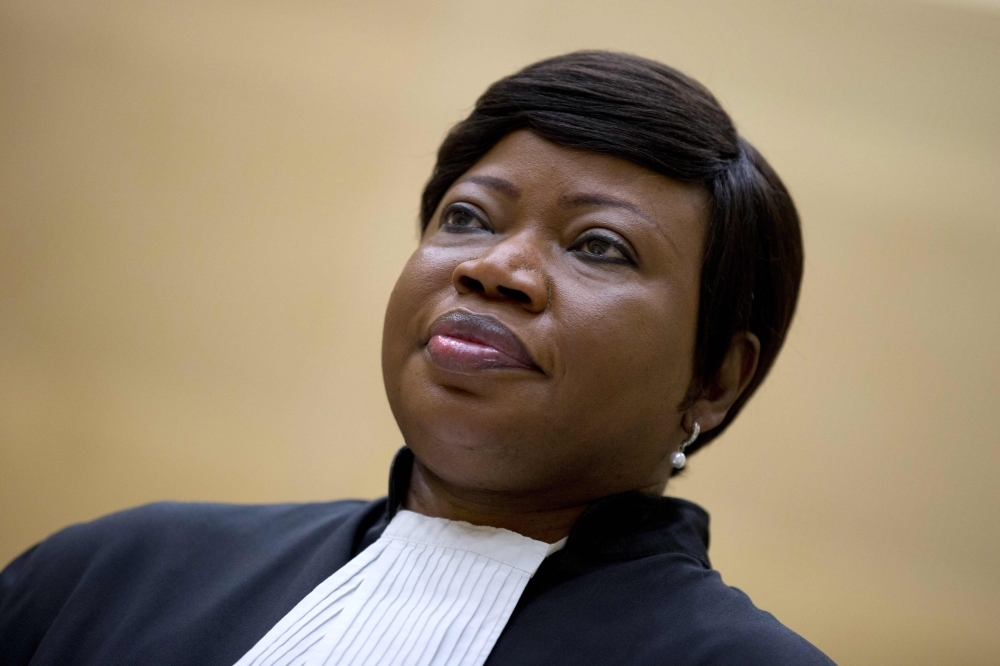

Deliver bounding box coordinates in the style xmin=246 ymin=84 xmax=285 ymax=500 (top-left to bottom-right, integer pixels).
xmin=425 ymin=310 xmax=540 ymax=373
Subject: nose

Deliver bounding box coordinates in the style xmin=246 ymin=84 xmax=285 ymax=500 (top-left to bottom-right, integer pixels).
xmin=452 ymin=235 xmax=548 ymax=314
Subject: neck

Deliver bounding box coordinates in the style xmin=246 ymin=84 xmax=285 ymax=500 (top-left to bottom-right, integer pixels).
xmin=403 ymin=458 xmax=588 ymax=544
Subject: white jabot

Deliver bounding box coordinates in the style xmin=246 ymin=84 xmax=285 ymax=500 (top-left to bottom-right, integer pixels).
xmin=233 ymin=510 xmax=566 ymax=666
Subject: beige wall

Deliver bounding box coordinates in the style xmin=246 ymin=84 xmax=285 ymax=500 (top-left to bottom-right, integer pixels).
xmin=2 ymin=1 xmax=998 ymax=663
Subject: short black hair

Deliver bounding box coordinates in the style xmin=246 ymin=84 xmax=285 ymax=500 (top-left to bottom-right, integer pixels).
xmin=420 ymin=51 xmax=803 ymax=458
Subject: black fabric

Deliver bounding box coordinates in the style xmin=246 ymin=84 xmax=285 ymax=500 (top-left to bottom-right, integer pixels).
xmin=0 ymin=449 xmax=835 ymax=665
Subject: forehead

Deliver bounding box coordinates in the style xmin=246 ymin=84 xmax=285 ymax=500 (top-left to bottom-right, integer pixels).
xmin=453 ymin=129 xmax=710 ymax=228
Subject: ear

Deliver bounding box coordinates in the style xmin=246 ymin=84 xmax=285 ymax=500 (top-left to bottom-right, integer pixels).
xmin=685 ymin=332 xmax=761 ymax=434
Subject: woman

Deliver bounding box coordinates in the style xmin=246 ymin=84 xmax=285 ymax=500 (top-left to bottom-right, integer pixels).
xmin=0 ymin=51 xmax=834 ymax=665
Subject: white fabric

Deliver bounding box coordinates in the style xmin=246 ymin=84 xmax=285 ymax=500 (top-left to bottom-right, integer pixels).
xmin=233 ymin=510 xmax=566 ymax=666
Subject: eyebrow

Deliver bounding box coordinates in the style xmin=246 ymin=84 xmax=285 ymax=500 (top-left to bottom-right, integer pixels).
xmin=455 ymin=177 xmax=682 ymax=254
xmin=561 ymin=192 xmax=681 ymax=255
xmin=459 ymin=175 xmax=522 ymax=199
xmin=559 ymin=192 xmax=655 ymax=225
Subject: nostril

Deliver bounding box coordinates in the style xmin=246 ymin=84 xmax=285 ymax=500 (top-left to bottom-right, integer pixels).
xmin=497 ymin=286 xmax=531 ymax=304
xmin=459 ymin=275 xmax=485 ymax=293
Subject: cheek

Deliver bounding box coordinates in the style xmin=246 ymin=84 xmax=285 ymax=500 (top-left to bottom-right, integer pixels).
xmin=552 ymin=285 xmax=697 ymax=435
xmin=382 ymin=253 xmax=431 ymax=381
xmin=381 ymin=246 xmax=457 ymax=402
xmin=384 ymin=246 xmax=451 ymax=331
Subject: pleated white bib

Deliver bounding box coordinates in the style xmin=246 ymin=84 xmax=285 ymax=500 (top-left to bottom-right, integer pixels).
xmin=233 ymin=510 xmax=565 ymax=666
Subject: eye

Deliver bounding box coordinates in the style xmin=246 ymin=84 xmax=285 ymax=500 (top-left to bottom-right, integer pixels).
xmin=440 ymin=203 xmax=490 ymax=233
xmin=572 ymin=231 xmax=636 ymax=265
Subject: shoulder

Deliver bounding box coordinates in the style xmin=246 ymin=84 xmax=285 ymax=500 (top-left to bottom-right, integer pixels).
xmin=69 ymin=498 xmax=370 ymax=543
xmin=503 ymin=550 xmax=834 ymax=666
xmin=8 ymin=499 xmax=368 ymax=578
xmin=662 ymin=560 xmax=835 ymax=665
xmin=0 ymin=500 xmax=375 ymax=664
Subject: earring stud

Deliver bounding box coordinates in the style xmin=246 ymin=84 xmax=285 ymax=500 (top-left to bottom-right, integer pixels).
xmin=670 ymin=422 xmax=700 ymax=470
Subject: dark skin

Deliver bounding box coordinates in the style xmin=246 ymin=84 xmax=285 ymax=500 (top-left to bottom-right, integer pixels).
xmin=382 ymin=130 xmax=759 ymax=543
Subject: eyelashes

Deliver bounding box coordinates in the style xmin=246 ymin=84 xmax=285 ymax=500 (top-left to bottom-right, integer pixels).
xmin=440 ymin=203 xmax=491 ymax=233
xmin=570 ymin=231 xmax=635 ymax=265
xmin=438 ymin=202 xmax=638 ymax=267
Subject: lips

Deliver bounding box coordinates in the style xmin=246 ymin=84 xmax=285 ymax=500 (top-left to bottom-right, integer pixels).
xmin=425 ymin=311 xmax=539 ymax=373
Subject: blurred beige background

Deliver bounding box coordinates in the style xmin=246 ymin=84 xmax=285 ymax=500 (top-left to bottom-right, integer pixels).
xmin=1 ymin=0 xmax=998 ymax=663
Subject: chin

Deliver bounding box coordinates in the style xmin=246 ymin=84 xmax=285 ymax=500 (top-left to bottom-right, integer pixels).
xmin=391 ymin=387 xmax=545 ymax=492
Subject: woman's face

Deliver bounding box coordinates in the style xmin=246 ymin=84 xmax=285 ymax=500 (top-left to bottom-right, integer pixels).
xmin=382 ymin=130 xmax=710 ymax=505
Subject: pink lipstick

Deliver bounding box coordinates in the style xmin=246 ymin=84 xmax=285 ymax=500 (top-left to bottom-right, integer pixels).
xmin=426 ymin=311 xmax=539 ymax=373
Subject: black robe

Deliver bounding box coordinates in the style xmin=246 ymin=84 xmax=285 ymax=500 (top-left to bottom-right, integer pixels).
xmin=0 ymin=449 xmax=835 ymax=665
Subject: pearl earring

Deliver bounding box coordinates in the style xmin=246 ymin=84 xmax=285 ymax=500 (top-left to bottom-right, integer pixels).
xmin=670 ymin=422 xmax=700 ymax=470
